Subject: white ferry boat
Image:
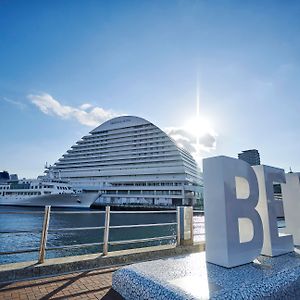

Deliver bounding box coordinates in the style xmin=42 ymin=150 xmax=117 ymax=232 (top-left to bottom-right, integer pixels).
xmin=0 ymin=176 xmax=100 ymax=208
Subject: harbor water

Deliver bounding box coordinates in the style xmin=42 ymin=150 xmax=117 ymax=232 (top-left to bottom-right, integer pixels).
xmin=0 ymin=206 xmax=205 ymax=265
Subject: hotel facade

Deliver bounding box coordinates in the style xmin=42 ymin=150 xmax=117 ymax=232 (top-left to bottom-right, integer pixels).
xmin=47 ymin=116 xmax=203 ymax=207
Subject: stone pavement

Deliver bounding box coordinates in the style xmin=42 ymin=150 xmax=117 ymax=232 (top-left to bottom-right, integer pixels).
xmin=0 ymin=266 xmax=123 ymax=300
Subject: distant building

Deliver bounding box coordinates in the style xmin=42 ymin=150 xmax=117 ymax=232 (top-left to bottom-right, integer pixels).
xmin=0 ymin=171 xmax=19 ymax=183
xmin=0 ymin=171 xmax=9 ymax=182
xmin=9 ymin=174 xmax=18 ymax=182
xmin=46 ymin=116 xmax=203 ymax=208
xmin=238 ymin=149 xmax=260 ymax=166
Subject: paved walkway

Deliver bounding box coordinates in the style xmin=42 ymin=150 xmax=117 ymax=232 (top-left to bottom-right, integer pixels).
xmin=0 ymin=266 xmax=123 ymax=300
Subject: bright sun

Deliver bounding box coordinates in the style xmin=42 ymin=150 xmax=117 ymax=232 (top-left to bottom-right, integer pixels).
xmin=184 ymin=116 xmax=215 ymax=138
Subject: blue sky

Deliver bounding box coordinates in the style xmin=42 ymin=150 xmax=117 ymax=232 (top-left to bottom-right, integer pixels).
xmin=1 ymin=1 xmax=300 ymax=178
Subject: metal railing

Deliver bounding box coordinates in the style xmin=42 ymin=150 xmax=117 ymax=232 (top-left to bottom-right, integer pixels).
xmin=0 ymin=206 xmax=180 ymax=264
xmin=193 ymin=209 xmax=205 ymax=243
xmin=108 ymin=208 xmax=178 ymax=255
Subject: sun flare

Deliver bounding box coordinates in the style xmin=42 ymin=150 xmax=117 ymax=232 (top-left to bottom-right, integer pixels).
xmin=184 ymin=116 xmax=215 ymax=138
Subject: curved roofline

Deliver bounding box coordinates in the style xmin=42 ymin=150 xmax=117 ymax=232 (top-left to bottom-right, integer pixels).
xmin=49 ymin=115 xmax=201 ymax=184
xmin=89 ymin=115 xmax=196 ymax=162
xmin=89 ymin=115 xmax=199 ymax=171
xmin=90 ymin=115 xmax=152 ymax=133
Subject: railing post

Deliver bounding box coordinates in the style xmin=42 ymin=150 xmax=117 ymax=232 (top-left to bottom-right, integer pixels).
xmin=190 ymin=206 xmax=194 ymax=244
xmin=103 ymin=206 xmax=110 ymax=256
xmin=176 ymin=206 xmax=181 ymax=246
xmin=38 ymin=205 xmax=51 ymax=264
xmin=177 ymin=206 xmax=193 ymax=246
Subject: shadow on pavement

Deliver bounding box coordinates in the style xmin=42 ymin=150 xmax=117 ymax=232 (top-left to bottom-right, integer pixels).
xmin=102 ymin=288 xmax=123 ymax=300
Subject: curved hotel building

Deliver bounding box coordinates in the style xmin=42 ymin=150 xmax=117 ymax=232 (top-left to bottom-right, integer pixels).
xmin=47 ymin=116 xmax=203 ymax=207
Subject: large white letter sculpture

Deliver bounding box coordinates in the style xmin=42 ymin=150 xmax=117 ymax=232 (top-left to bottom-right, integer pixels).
xmin=281 ymin=173 xmax=300 ymax=245
xmin=203 ymin=156 xmax=263 ymax=268
xmin=253 ymin=165 xmax=293 ymax=256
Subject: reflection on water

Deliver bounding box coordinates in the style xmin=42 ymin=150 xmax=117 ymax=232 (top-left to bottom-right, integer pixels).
xmin=0 ymin=206 xmax=180 ymax=264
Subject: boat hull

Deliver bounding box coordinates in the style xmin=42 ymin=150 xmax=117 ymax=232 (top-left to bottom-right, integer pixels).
xmin=0 ymin=192 xmax=100 ymax=208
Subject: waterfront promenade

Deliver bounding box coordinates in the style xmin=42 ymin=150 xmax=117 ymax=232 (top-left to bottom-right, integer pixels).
xmin=0 ymin=243 xmax=204 ymax=299
xmin=0 ymin=205 xmax=204 ymax=299
xmin=0 ymin=266 xmax=122 ymax=300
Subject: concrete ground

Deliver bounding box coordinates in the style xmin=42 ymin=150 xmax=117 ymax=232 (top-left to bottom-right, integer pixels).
xmin=0 ymin=244 xmax=205 ymax=299
xmin=0 ymin=266 xmax=123 ymax=300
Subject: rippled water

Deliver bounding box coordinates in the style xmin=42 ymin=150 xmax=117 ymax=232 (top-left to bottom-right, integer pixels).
xmin=1 ymin=206 xmax=206 ymax=264
xmin=1 ymin=206 xmax=284 ymax=265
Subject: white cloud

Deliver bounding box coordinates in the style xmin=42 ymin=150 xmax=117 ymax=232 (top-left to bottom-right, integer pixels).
xmin=28 ymin=92 xmax=217 ymax=162
xmin=165 ymin=126 xmax=217 ymax=162
xmin=2 ymin=97 xmax=27 ymax=110
xmin=28 ymin=93 xmax=119 ymax=127
xmin=79 ymin=103 xmax=93 ymax=110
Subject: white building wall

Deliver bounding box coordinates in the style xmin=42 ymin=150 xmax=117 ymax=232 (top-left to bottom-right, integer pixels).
xmin=47 ymin=116 xmax=202 ymax=206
